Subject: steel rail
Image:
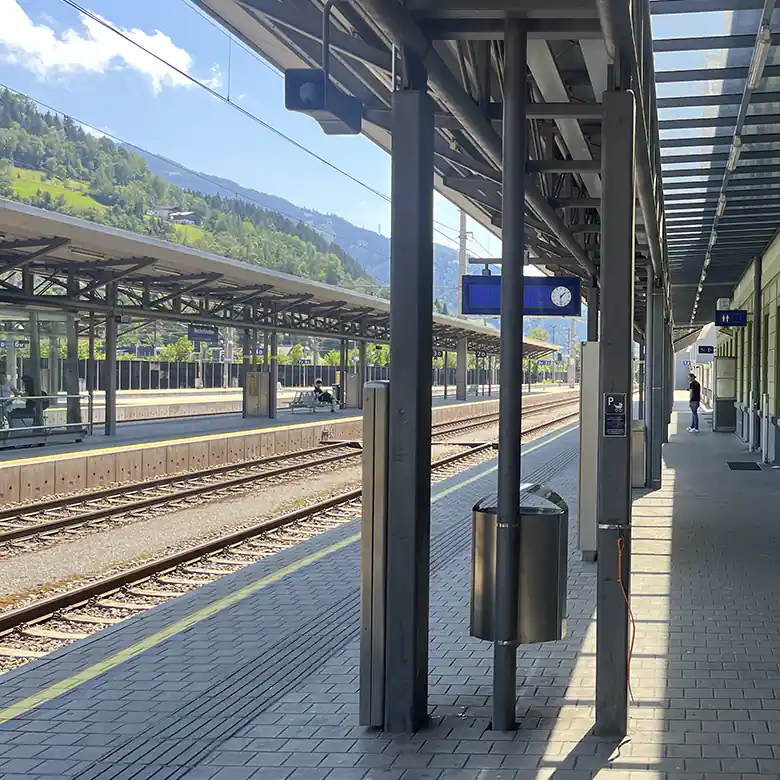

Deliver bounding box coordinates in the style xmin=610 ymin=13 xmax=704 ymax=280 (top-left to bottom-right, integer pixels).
xmin=0 ymin=409 xmax=579 ymax=635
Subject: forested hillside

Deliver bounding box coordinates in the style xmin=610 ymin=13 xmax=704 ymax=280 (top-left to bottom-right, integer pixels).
xmin=0 ymin=89 xmax=373 ymax=290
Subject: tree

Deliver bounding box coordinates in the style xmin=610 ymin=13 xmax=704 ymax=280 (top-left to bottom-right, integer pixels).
xmin=528 ymin=326 xmax=550 ymax=342
xmin=159 ymin=335 xmax=193 ymax=362
xmin=322 ymin=350 xmax=341 ymax=366
xmin=287 ymin=343 xmax=304 ymax=363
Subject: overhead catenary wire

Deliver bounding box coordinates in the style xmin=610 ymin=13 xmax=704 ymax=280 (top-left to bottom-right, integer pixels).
xmin=0 ymin=83 xmax=394 ymax=271
xmin=57 ymin=0 xmax=477 ymax=249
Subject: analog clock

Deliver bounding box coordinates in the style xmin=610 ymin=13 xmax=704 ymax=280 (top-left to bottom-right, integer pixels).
xmin=551 ymin=285 xmax=572 ymax=308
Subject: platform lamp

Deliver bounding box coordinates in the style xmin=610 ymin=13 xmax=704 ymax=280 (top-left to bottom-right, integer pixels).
xmin=284 ymin=1 xmax=363 ymax=135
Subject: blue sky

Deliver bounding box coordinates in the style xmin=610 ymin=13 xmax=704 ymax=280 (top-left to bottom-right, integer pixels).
xmin=0 ymin=0 xmax=738 ymax=267
xmin=0 ymin=0 xmax=503 ymax=258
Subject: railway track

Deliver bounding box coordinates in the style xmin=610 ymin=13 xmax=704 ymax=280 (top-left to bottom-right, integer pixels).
xmin=0 ymin=407 xmax=579 ymax=672
xmin=0 ymin=397 xmax=577 ymax=547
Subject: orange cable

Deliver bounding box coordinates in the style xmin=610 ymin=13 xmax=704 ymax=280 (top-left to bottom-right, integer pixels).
xmin=617 ymin=536 xmax=636 ymax=703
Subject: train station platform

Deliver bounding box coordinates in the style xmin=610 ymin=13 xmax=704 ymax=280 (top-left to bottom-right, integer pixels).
xmin=2 ymin=400 xmax=774 ymax=779
xmin=0 ymin=389 xmax=512 ymax=464
xmin=0 ymin=389 xmax=576 ymax=506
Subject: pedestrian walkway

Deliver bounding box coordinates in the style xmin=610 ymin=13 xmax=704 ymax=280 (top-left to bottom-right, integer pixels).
xmin=0 ymin=405 xmax=778 ymax=779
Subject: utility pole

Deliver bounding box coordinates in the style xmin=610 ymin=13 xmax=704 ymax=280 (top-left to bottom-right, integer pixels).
xmin=457 ymin=210 xmax=467 ymax=316
xmin=568 ymin=318 xmax=576 ymax=387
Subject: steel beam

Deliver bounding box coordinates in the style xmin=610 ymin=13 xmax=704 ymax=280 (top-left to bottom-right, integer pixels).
xmin=528 ymin=160 xmax=601 ymax=173
xmin=658 ymin=91 xmax=780 ymax=108
xmin=239 ymin=0 xmax=392 ymax=70
xmin=653 ymin=33 xmax=760 ymax=51
xmin=384 ymin=76 xmax=434 ymax=733
xmin=418 ymin=17 xmax=602 ymax=39
xmin=406 ymin=0 xmax=599 ymax=17
xmin=595 ymin=88 xmax=635 ymax=739
xmin=651 ymin=0 xmax=764 ymax=13
xmin=656 ymin=65 xmax=780 ymax=83
xmin=356 ymin=0 xmax=596 ymax=277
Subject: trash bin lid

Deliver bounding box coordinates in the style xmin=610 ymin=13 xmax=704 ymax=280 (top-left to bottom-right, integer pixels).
xmin=473 ymin=483 xmax=568 ymax=514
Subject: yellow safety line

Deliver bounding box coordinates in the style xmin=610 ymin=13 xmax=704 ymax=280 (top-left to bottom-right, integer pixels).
xmin=0 ymin=415 xmax=363 ymax=468
xmin=0 ymin=422 xmax=577 ymax=724
xmin=0 ymin=397 xmax=506 ymax=468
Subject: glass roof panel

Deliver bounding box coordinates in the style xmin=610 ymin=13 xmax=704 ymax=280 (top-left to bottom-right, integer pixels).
xmin=651 ymin=4 xmax=780 ymax=323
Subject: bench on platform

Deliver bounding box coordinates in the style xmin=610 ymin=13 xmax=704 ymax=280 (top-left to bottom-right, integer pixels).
xmin=288 ymin=391 xmax=334 ymax=413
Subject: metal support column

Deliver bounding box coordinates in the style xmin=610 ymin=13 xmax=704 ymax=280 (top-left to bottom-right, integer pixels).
xmin=751 ymin=258 xmax=762 ymax=450
xmin=595 ymin=88 xmax=636 ymax=739
xmin=242 ymin=327 xmax=251 ymax=419
xmin=649 ymin=283 xmax=664 ymax=490
xmin=65 ymin=315 xmax=81 ymax=426
xmin=443 ymin=351 xmax=449 ymax=398
xmin=340 ymin=339 xmax=347 ymax=407
xmin=48 ymin=334 xmax=60 ymax=396
xmin=456 ymin=337 xmax=467 ymax=400
xmin=587 ymin=280 xmax=599 ymax=342
xmin=637 ymin=340 xmax=645 ymax=420
xmin=358 ymin=340 xmax=367 ymax=409
xmin=28 ymin=311 xmax=42 ymax=427
xmin=6 ymin=339 xmax=16 ymax=390
xmin=269 ymin=331 xmax=278 ymax=419
xmin=492 ymin=16 xmax=527 ymax=733
xmin=104 ymin=291 xmax=118 ymax=437
xmin=87 ymin=313 xmax=96 ymax=434
xmin=663 ymin=327 xmax=672 ymax=442
xmin=383 ymin=62 xmax=434 ymax=733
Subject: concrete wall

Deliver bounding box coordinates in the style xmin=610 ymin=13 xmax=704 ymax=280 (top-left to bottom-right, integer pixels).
xmin=0 ymin=397 xmax=503 ymax=504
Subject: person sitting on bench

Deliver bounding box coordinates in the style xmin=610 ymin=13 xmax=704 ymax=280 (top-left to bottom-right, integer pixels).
xmin=8 ymin=375 xmax=45 ymax=427
xmin=313 ymin=379 xmax=336 ymax=412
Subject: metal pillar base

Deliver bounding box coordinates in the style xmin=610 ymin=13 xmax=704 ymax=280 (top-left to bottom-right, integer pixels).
xmin=595 ymin=524 xmax=631 ymax=737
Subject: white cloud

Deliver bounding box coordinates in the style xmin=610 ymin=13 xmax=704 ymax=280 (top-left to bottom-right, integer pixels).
xmin=0 ymin=0 xmax=210 ymax=95
xmin=202 ymin=63 xmax=223 ymax=91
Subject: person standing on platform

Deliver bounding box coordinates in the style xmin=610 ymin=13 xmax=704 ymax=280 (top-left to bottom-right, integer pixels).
xmin=687 ymin=372 xmax=701 ymax=433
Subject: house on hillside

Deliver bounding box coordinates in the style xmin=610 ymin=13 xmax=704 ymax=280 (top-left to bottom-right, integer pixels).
xmin=147 ymin=205 xmax=176 ymax=219
xmin=170 ymin=211 xmax=200 ymax=225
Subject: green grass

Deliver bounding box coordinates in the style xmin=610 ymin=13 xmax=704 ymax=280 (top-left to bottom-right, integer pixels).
xmin=10 ymin=167 xmax=108 ymax=214
xmin=173 ymin=223 xmax=207 ymax=243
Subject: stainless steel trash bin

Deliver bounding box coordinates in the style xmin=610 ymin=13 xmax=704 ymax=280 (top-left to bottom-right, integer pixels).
xmin=470 ymin=483 xmax=567 ymax=644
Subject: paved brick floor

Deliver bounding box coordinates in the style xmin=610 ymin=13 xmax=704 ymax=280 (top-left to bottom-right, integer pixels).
xmin=2 ymin=408 xmax=779 ymax=779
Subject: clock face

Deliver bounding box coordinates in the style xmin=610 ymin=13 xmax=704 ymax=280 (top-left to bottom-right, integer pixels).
xmin=551 ymin=285 xmax=572 ymax=308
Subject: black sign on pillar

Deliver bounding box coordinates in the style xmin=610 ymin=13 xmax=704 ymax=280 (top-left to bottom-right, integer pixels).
xmin=698 ymin=345 xmax=714 ymax=354
xmin=603 ymin=392 xmax=627 ymax=438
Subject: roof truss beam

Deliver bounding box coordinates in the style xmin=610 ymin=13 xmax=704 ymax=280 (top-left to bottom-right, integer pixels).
xmin=405 ymin=0 xmax=599 ymax=19
xmin=238 ymin=0 xmax=392 ymax=70
xmin=418 ymin=18 xmax=602 ymax=39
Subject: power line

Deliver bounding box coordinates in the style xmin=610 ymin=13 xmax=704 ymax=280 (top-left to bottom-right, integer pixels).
xmin=58 ymin=0 xmax=475 ymax=247
xmin=178 ymin=0 xmax=283 ymax=80
xmin=0 ymin=83 xmax=396 ymax=270
xmin=60 ymin=0 xmax=391 ymax=203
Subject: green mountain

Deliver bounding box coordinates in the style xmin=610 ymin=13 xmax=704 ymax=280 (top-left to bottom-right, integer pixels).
xmin=0 ymin=89 xmax=375 ymax=291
